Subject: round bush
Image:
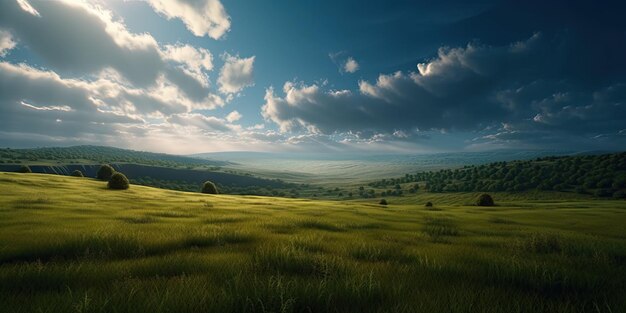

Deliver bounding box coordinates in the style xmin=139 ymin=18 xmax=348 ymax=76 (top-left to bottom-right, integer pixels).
xmin=379 ymin=199 xmax=388 ymax=205
xmin=476 ymin=193 xmax=495 ymax=206
xmin=17 ymin=165 xmax=32 ymax=173
xmin=71 ymin=170 xmax=84 ymax=177
xmin=108 ymin=172 xmax=130 ymax=190
xmin=97 ymin=164 xmax=115 ymax=180
xmin=613 ymin=190 xmax=626 ymax=200
xmin=425 ymin=201 xmax=433 ymax=207
xmin=201 ymin=181 xmax=219 ymax=194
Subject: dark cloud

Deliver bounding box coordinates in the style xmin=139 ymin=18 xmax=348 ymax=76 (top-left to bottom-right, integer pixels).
xmin=263 ymin=22 xmax=626 ymax=147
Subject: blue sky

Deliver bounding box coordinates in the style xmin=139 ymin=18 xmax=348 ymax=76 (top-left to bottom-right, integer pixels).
xmin=0 ymin=0 xmax=625 ymax=154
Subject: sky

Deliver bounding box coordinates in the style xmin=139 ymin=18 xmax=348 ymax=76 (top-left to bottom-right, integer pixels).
xmin=0 ymin=0 xmax=625 ymax=154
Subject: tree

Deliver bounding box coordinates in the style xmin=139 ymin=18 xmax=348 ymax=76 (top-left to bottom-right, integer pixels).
xmin=17 ymin=165 xmax=32 ymax=173
xmin=108 ymin=172 xmax=130 ymax=190
xmin=476 ymin=194 xmax=495 ymax=206
xmin=379 ymin=199 xmax=388 ymax=205
xmin=201 ymin=181 xmax=219 ymax=194
xmin=71 ymin=170 xmax=84 ymax=177
xmin=97 ymin=164 xmax=115 ymax=180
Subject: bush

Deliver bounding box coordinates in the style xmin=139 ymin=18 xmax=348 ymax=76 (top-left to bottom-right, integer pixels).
xmin=71 ymin=170 xmax=84 ymax=177
xmin=613 ymin=190 xmax=626 ymax=199
xmin=425 ymin=201 xmax=433 ymax=207
xmin=201 ymin=181 xmax=219 ymax=194
xmin=17 ymin=165 xmax=32 ymax=173
xmin=108 ymin=172 xmax=130 ymax=190
xmin=476 ymin=193 xmax=495 ymax=206
xmin=97 ymin=164 xmax=115 ymax=180
xmin=594 ymin=189 xmax=613 ymax=198
xmin=379 ymin=199 xmax=388 ymax=205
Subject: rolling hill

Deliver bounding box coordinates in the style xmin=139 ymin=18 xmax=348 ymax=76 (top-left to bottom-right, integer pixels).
xmin=0 ymin=172 xmax=624 ymax=312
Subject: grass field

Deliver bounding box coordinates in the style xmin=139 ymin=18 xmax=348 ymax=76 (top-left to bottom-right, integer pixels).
xmin=1 ymin=172 xmax=625 ymax=313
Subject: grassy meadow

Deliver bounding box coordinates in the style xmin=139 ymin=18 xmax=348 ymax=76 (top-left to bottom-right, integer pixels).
xmin=0 ymin=172 xmax=625 ymax=312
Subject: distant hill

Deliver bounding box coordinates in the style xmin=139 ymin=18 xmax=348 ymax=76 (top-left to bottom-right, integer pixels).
xmin=0 ymin=145 xmax=231 ymax=168
xmin=369 ymin=152 xmax=626 ymax=199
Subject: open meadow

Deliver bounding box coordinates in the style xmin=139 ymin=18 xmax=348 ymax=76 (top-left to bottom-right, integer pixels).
xmin=0 ymin=172 xmax=625 ymax=313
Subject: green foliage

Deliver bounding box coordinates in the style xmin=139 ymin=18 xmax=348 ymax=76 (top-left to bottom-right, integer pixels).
xmin=71 ymin=170 xmax=84 ymax=177
xmin=108 ymin=172 xmax=130 ymax=190
xmin=201 ymin=181 xmax=219 ymax=194
xmin=613 ymin=190 xmax=626 ymax=199
xmin=425 ymin=201 xmax=433 ymax=207
xmin=476 ymin=193 xmax=495 ymax=206
xmin=97 ymin=164 xmax=115 ymax=181
xmin=370 ymin=152 xmax=626 ymax=198
xmin=0 ymin=145 xmax=228 ymax=168
xmin=379 ymin=198 xmax=387 ymax=205
xmin=17 ymin=165 xmax=32 ymax=173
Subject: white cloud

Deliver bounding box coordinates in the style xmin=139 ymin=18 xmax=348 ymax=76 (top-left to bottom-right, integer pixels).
xmin=344 ymin=57 xmax=359 ymax=73
xmin=226 ymin=110 xmax=242 ymax=122
xmin=16 ymin=0 xmax=40 ymax=17
xmin=0 ymin=30 xmax=16 ymax=57
xmin=145 ymin=0 xmax=230 ymax=39
xmin=218 ymin=53 xmax=255 ymax=94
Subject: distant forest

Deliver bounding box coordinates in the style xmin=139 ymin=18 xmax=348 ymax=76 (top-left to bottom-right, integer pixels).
xmin=370 ymin=152 xmax=626 ymax=199
xmin=0 ymin=146 xmax=229 ymax=168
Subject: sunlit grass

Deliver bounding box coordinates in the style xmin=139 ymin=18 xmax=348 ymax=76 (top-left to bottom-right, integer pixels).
xmin=0 ymin=172 xmax=625 ymax=313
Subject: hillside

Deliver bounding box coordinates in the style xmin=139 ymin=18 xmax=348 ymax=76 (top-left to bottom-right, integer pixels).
xmin=0 ymin=145 xmax=230 ymax=168
xmin=1 ymin=172 xmax=624 ymax=313
xmin=369 ymin=152 xmax=626 ymax=199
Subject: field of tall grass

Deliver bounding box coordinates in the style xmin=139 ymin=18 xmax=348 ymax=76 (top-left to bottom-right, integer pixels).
xmin=0 ymin=172 xmax=624 ymax=312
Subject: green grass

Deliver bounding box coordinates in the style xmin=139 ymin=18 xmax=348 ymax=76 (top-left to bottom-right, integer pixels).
xmin=0 ymin=172 xmax=625 ymax=313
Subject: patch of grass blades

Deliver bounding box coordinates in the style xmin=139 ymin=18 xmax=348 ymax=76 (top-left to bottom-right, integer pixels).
xmin=12 ymin=196 xmax=52 ymax=209
xmin=295 ymin=219 xmax=344 ymax=232
xmin=182 ymin=228 xmax=254 ymax=248
xmin=423 ymin=216 xmax=460 ymax=243
xmin=0 ymin=233 xmax=146 ymax=263
xmin=203 ymin=216 xmax=247 ymax=224
xmin=348 ymin=243 xmax=414 ymax=263
xmin=148 ymin=211 xmax=196 ymax=218
xmin=253 ymin=244 xmax=347 ymax=277
xmin=512 ymin=232 xmax=562 ymax=254
xmin=488 ymin=216 xmax=518 ymax=224
xmin=119 ymin=216 xmax=159 ymax=224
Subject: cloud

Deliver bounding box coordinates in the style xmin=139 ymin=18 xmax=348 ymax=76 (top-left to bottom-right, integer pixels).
xmin=145 ymin=0 xmax=230 ymax=39
xmin=16 ymin=0 xmax=39 ymax=17
xmin=0 ymin=0 xmax=222 ymax=103
xmin=166 ymin=113 xmax=233 ymax=132
xmin=0 ymin=30 xmax=16 ymax=57
xmin=329 ymin=52 xmax=359 ymax=74
xmin=344 ymin=57 xmax=359 ymax=73
xmin=226 ymin=110 xmax=242 ymax=123
xmin=218 ymin=53 xmax=255 ymax=94
xmin=263 ymin=32 xmax=626 ymax=148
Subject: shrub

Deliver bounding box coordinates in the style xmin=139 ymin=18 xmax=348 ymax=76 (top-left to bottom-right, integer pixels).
xmin=97 ymin=164 xmax=115 ymax=180
xmin=594 ymin=189 xmax=613 ymax=198
xmin=71 ymin=170 xmax=84 ymax=177
xmin=379 ymin=199 xmax=388 ymax=205
xmin=201 ymin=181 xmax=219 ymax=194
xmin=108 ymin=172 xmax=130 ymax=190
xmin=612 ymin=190 xmax=625 ymax=199
xmin=476 ymin=193 xmax=495 ymax=206
xmin=17 ymin=165 xmax=32 ymax=173
xmin=425 ymin=201 xmax=433 ymax=207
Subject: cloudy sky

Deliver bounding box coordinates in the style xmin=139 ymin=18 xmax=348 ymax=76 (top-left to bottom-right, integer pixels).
xmin=0 ymin=0 xmax=625 ymax=154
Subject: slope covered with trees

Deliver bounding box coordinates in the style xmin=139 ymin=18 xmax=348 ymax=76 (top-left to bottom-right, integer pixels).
xmin=369 ymin=152 xmax=626 ymax=198
xmin=0 ymin=146 xmax=229 ymax=168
